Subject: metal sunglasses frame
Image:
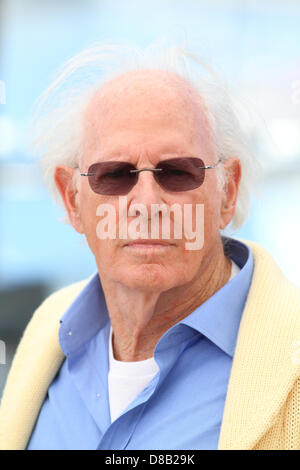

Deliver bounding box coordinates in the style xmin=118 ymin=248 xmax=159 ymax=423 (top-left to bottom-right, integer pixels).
xmin=79 ymin=158 xmax=223 ymax=177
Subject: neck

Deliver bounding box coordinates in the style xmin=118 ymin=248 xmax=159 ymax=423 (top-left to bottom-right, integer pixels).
xmin=99 ymin=242 xmax=232 ymax=362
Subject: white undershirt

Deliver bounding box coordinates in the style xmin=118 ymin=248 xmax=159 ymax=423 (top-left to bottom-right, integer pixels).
xmin=108 ymin=259 xmax=240 ymax=422
xmin=108 ymin=327 xmax=159 ymax=422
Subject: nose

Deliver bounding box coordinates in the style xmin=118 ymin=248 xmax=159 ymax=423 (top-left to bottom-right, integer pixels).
xmin=129 ymin=168 xmax=166 ymax=211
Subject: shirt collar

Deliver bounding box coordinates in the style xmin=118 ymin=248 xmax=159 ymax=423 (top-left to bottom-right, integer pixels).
xmin=181 ymin=237 xmax=253 ymax=357
xmin=59 ymin=273 xmax=109 ymax=356
xmin=59 ymin=237 xmax=253 ymax=358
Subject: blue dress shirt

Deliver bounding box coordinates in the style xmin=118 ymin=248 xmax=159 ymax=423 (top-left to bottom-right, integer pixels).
xmin=27 ymin=238 xmax=253 ymax=450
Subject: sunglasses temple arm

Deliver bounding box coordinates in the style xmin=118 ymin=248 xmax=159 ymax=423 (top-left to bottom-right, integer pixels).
xmin=199 ymin=158 xmax=223 ymax=170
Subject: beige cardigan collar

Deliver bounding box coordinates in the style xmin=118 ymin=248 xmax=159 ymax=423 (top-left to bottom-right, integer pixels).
xmin=1 ymin=240 xmax=300 ymax=450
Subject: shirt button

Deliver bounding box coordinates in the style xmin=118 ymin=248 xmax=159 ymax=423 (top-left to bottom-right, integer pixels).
xmin=67 ymin=331 xmax=72 ymax=336
xmin=96 ymin=393 xmax=100 ymax=398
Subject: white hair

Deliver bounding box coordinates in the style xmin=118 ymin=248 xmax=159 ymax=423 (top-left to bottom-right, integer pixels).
xmin=32 ymin=41 xmax=260 ymax=230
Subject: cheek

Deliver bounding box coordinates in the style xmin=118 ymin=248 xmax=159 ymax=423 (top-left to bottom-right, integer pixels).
xmin=199 ymin=181 xmax=222 ymax=237
xmin=80 ymin=194 xmax=97 ymax=233
xmin=204 ymin=197 xmax=222 ymax=237
xmin=79 ymin=193 xmax=127 ymax=272
xmin=180 ymin=188 xmax=221 ymax=243
xmin=78 ymin=192 xmax=110 ymax=256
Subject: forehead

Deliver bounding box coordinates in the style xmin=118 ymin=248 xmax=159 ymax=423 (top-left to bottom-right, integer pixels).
xmin=82 ymin=70 xmax=213 ymax=159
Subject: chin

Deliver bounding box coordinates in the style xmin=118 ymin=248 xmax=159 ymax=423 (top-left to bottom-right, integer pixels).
xmin=116 ymin=263 xmax=182 ymax=292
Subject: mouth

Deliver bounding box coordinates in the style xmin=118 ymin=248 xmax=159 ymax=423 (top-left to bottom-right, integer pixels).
xmin=123 ymin=239 xmax=176 ymax=250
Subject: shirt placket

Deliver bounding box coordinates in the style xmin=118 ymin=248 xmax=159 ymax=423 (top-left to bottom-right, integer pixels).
xmin=97 ymin=327 xmax=196 ymax=450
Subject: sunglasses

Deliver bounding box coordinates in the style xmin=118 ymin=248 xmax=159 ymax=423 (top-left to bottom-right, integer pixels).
xmin=80 ymin=157 xmax=222 ymax=195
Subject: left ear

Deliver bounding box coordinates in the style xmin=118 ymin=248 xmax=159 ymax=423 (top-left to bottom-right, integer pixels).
xmin=219 ymin=158 xmax=241 ymax=229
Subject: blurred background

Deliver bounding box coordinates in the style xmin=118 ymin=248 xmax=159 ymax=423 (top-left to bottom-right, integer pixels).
xmin=1 ymin=0 xmax=300 ymax=397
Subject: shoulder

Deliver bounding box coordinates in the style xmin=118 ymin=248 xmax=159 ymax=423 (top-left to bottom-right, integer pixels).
xmin=239 ymin=238 xmax=300 ymax=333
xmin=0 ymin=277 xmax=91 ymax=450
xmin=29 ymin=277 xmax=91 ymax=326
xmin=6 ymin=277 xmax=92 ymax=370
xmin=41 ymin=277 xmax=91 ymax=306
xmin=241 ymin=238 xmax=300 ymax=298
xmin=10 ymin=277 xmax=92 ymax=356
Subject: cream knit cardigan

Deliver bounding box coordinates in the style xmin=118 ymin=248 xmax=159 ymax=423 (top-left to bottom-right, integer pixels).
xmin=1 ymin=240 xmax=300 ymax=450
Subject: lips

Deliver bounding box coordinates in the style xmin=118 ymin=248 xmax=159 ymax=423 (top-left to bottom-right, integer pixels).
xmin=124 ymin=239 xmax=176 ymax=248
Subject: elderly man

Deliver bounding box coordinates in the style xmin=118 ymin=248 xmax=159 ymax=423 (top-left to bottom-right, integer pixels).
xmin=0 ymin=44 xmax=300 ymax=451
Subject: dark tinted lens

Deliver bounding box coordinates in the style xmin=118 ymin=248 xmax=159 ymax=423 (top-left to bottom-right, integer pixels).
xmin=88 ymin=161 xmax=137 ymax=195
xmin=155 ymin=157 xmax=205 ymax=191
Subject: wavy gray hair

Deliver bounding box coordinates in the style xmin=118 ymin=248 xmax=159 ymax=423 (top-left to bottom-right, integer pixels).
xmin=32 ymin=41 xmax=260 ymax=230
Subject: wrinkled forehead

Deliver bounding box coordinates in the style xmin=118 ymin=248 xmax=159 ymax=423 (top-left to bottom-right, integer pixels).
xmin=82 ymin=69 xmax=212 ymax=157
